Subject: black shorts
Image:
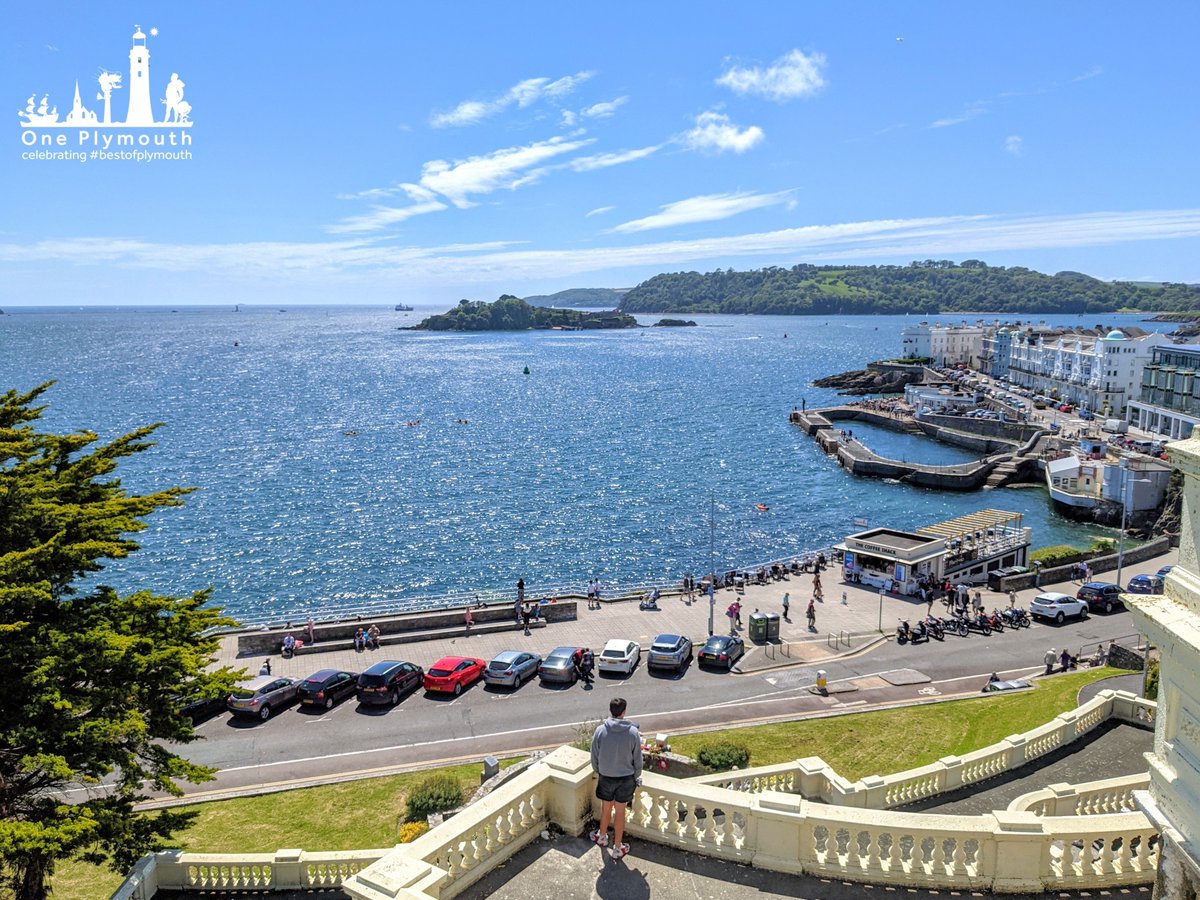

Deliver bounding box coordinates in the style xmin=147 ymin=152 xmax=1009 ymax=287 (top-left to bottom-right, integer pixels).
xmin=596 ymin=773 xmax=637 ymax=804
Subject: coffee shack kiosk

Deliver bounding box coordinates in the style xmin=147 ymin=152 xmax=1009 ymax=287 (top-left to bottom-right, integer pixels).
xmin=836 ymin=510 xmax=1031 ymax=594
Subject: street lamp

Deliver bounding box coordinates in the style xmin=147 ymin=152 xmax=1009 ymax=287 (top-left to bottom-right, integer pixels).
xmin=707 ymin=494 xmax=716 ymax=637
xmin=1116 ymin=474 xmax=1152 ymax=587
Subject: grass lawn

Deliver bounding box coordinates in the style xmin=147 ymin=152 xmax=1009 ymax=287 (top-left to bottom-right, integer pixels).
xmin=672 ymin=668 xmax=1121 ymax=780
xmin=51 ymin=759 xmax=517 ymax=900
xmin=52 ymin=668 xmax=1124 ymax=900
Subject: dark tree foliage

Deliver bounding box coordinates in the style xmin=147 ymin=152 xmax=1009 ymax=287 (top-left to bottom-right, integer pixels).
xmin=411 ymin=296 xmax=639 ymax=331
xmin=0 ymin=383 xmax=238 ymax=900
xmin=616 ymin=261 xmax=1200 ymax=315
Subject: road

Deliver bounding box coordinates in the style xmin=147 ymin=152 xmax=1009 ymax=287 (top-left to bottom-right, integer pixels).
xmin=168 ymin=605 xmax=1145 ymax=801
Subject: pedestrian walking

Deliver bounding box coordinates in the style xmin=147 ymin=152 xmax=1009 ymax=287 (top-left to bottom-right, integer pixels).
xmin=1044 ymin=648 xmax=1056 ymax=676
xmin=1008 ymin=588 xmax=1017 ymax=609
xmin=522 ymin=602 xmax=533 ymax=635
xmin=305 ymin=615 xmax=315 ymax=646
xmin=972 ymin=591 xmax=983 ymax=614
xmin=259 ymin=659 xmax=272 ymax=676
xmin=517 ymin=578 xmax=525 ymax=605
xmin=464 ymin=607 xmax=474 ymax=632
xmin=1060 ymin=648 xmax=1073 ymax=672
xmin=514 ymin=596 xmax=523 ymax=623
xmin=806 ymin=598 xmax=816 ymax=630
xmin=925 ymin=589 xmax=934 ymax=616
xmin=589 ymin=697 xmax=642 ymax=861
xmin=581 ymin=648 xmax=595 ymax=685
xmin=732 ymin=600 xmax=742 ymax=628
xmin=781 ymin=592 xmax=790 ymax=621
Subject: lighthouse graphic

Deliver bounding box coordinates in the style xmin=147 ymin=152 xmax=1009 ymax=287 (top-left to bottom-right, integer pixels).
xmin=18 ymin=25 xmax=192 ymax=128
xmin=125 ymin=26 xmax=153 ymax=125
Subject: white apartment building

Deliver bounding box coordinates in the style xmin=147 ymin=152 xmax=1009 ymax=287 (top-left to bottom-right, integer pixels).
xmin=900 ymin=322 xmax=986 ymax=368
xmin=1006 ymin=328 xmax=1170 ymax=415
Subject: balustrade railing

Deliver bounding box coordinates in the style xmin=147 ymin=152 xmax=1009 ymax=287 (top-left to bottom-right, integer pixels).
xmin=113 ymin=691 xmax=1160 ymax=899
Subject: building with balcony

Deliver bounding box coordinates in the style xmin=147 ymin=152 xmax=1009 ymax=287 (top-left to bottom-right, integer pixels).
xmin=1006 ymin=328 xmax=1170 ymax=415
xmin=979 ymin=326 xmax=1014 ymax=378
xmin=1128 ymin=345 xmax=1200 ymax=440
xmin=899 ymin=322 xmax=986 ymax=368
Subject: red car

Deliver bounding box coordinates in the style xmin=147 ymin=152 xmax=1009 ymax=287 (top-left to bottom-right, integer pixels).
xmin=422 ymin=656 xmax=486 ymax=696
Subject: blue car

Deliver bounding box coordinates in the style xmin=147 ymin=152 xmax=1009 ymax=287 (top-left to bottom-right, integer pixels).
xmin=1157 ymin=565 xmax=1175 ymax=579
xmin=1126 ymin=574 xmax=1164 ymax=595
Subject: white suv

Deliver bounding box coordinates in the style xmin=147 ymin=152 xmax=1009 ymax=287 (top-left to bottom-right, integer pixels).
xmin=597 ymin=639 xmax=640 ymax=675
xmin=1029 ymin=591 xmax=1089 ymax=624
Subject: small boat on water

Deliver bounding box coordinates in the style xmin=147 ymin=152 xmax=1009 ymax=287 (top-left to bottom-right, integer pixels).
xmin=755 ymin=503 xmax=769 ymax=512
xmin=395 ymin=303 xmax=414 ymax=311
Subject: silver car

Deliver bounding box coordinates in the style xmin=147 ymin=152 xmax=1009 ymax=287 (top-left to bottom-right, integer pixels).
xmin=647 ymin=633 xmax=693 ymax=673
xmin=226 ymin=675 xmax=299 ymax=721
xmin=483 ymin=650 xmax=542 ymax=688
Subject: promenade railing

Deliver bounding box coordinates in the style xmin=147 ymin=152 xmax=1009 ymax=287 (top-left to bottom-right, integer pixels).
xmin=113 ymin=690 xmax=1159 ymax=898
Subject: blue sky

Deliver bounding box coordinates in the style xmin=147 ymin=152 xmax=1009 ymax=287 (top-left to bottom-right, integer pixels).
xmin=2 ymin=2 xmax=1199 ymax=305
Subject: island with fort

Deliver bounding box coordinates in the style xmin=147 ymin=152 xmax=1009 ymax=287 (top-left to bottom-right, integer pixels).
xmin=406 ymin=295 xmax=639 ymax=331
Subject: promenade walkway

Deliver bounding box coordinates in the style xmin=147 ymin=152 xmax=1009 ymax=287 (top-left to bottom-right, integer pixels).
xmin=213 ymin=549 xmax=1176 ymax=682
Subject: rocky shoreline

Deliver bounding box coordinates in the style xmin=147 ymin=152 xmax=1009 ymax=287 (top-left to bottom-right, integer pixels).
xmin=812 ymin=363 xmax=923 ymax=395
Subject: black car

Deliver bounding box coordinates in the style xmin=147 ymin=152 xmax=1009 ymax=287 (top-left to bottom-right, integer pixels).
xmin=298 ymin=668 xmax=359 ymax=710
xmin=356 ymin=660 xmax=423 ymax=706
xmin=697 ymin=635 xmax=745 ymax=671
xmin=1076 ymin=581 xmax=1124 ymax=614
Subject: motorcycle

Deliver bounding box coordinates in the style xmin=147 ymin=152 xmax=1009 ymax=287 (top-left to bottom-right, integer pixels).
xmin=965 ymin=610 xmax=992 ymax=635
xmin=923 ymin=615 xmax=946 ymax=641
xmin=1000 ymin=607 xmax=1030 ymax=628
xmin=945 ymin=611 xmax=971 ymax=637
xmin=984 ymin=609 xmax=1006 ymax=632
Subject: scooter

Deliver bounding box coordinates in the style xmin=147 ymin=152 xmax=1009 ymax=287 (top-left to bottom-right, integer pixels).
xmin=967 ymin=611 xmax=992 ymax=635
xmin=984 ymin=609 xmax=1006 ymax=632
xmin=638 ymin=596 xmax=660 ymax=611
xmin=896 ymin=619 xmax=928 ymax=645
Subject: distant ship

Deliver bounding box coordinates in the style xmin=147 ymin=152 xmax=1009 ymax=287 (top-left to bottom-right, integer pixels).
xmin=395 ymin=303 xmax=414 ymax=311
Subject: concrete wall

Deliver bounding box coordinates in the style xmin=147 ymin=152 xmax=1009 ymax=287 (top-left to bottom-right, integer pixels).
xmin=918 ymin=412 xmax=1042 ymax=442
xmin=997 ymin=536 xmax=1171 ymax=592
xmin=236 ymin=601 xmax=578 ymax=655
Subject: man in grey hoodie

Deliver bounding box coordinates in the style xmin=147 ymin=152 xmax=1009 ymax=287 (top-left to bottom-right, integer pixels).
xmin=589 ymin=696 xmax=642 ymax=860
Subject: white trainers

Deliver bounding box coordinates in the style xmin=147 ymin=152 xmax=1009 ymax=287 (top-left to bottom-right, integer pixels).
xmin=589 ymin=829 xmax=608 ymax=847
xmin=609 ymin=842 xmax=630 ymax=860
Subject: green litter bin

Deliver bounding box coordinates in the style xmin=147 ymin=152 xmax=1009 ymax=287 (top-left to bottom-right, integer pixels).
xmin=748 ymin=611 xmax=768 ymax=643
xmin=764 ymin=611 xmax=780 ymax=640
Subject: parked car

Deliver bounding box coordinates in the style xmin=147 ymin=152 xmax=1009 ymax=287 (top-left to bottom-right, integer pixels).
xmin=227 ymin=675 xmax=299 ymax=721
xmin=180 ymin=689 xmax=228 ymax=724
xmin=697 ymin=634 xmax=745 ymax=671
xmin=1078 ymin=409 xmax=1095 ymax=421
xmin=598 ymin=639 xmax=640 ymax=676
xmin=483 ymin=650 xmax=542 ymax=688
xmin=1158 ymin=565 xmax=1176 ymax=579
xmin=1059 ymin=403 xmax=1074 ymax=413
xmin=538 ymin=646 xmax=584 ymax=684
xmin=646 ymin=634 xmax=693 ymax=673
xmin=356 ymin=659 xmax=423 ymax=706
xmin=298 ymin=669 xmax=359 ymax=709
xmin=1125 ymin=574 xmax=1165 ymax=596
xmin=1076 ymin=581 xmax=1125 ymax=613
xmin=422 ymin=656 xmax=486 ymax=695
xmin=1030 ymin=591 xmax=1089 ymax=623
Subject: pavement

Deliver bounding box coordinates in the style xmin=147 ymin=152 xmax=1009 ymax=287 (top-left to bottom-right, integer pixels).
xmin=216 ymin=547 xmax=1177 ymax=684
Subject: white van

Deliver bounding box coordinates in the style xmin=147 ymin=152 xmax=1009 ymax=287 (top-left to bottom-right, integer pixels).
xmin=1102 ymin=418 xmax=1129 ymax=434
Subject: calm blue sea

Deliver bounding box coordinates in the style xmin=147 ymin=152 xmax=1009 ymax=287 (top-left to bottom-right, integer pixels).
xmin=0 ymin=306 xmax=1146 ymax=623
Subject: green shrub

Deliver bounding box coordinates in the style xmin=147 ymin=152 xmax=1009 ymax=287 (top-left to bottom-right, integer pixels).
xmin=397 ymin=820 xmax=430 ymax=843
xmin=1089 ymin=538 xmax=1117 ymax=554
xmin=696 ymin=741 xmax=751 ymax=772
xmin=1145 ymin=658 xmax=1160 ymax=701
xmin=1030 ymin=545 xmax=1085 ymax=567
xmin=405 ymin=774 xmax=464 ymax=821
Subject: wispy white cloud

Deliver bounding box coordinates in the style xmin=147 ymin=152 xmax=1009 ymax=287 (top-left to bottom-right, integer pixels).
xmin=586 ymin=206 xmax=615 ymax=217
xmin=930 ymin=101 xmax=988 ymax=128
xmin=610 ymin=190 xmax=794 ymax=234
xmin=418 ymin=135 xmax=595 ymax=207
xmin=569 ymin=144 xmax=662 ymax=172
xmin=329 ymin=184 xmax=447 ymax=233
xmin=16 ymin=210 xmax=1200 ymax=288
xmin=44 ymin=44 xmax=58 ymax=52
xmin=431 ymin=71 xmax=594 ymax=127
xmin=1073 ymin=65 xmax=1103 ymax=82
xmin=716 ymin=49 xmax=827 ymax=101
xmin=682 ymin=111 xmax=764 ymax=153
xmin=581 ymin=96 xmax=628 ymax=119
xmin=1004 ymin=135 xmax=1024 ymax=156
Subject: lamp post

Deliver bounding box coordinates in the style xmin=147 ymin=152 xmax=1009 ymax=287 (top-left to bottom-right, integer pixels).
xmin=707 ymin=494 xmax=716 ymax=637
xmin=1116 ymin=474 xmax=1152 ymax=588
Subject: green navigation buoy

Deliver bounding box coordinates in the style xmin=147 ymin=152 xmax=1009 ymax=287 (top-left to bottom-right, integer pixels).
xmin=523 ymin=366 xmax=530 ymax=375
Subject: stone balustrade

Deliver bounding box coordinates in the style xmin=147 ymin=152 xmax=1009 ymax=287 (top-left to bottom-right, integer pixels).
xmin=687 ymin=689 xmax=1155 ymax=810
xmin=1008 ymin=773 xmax=1151 ymax=816
xmin=112 ymin=691 xmax=1161 ymax=898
